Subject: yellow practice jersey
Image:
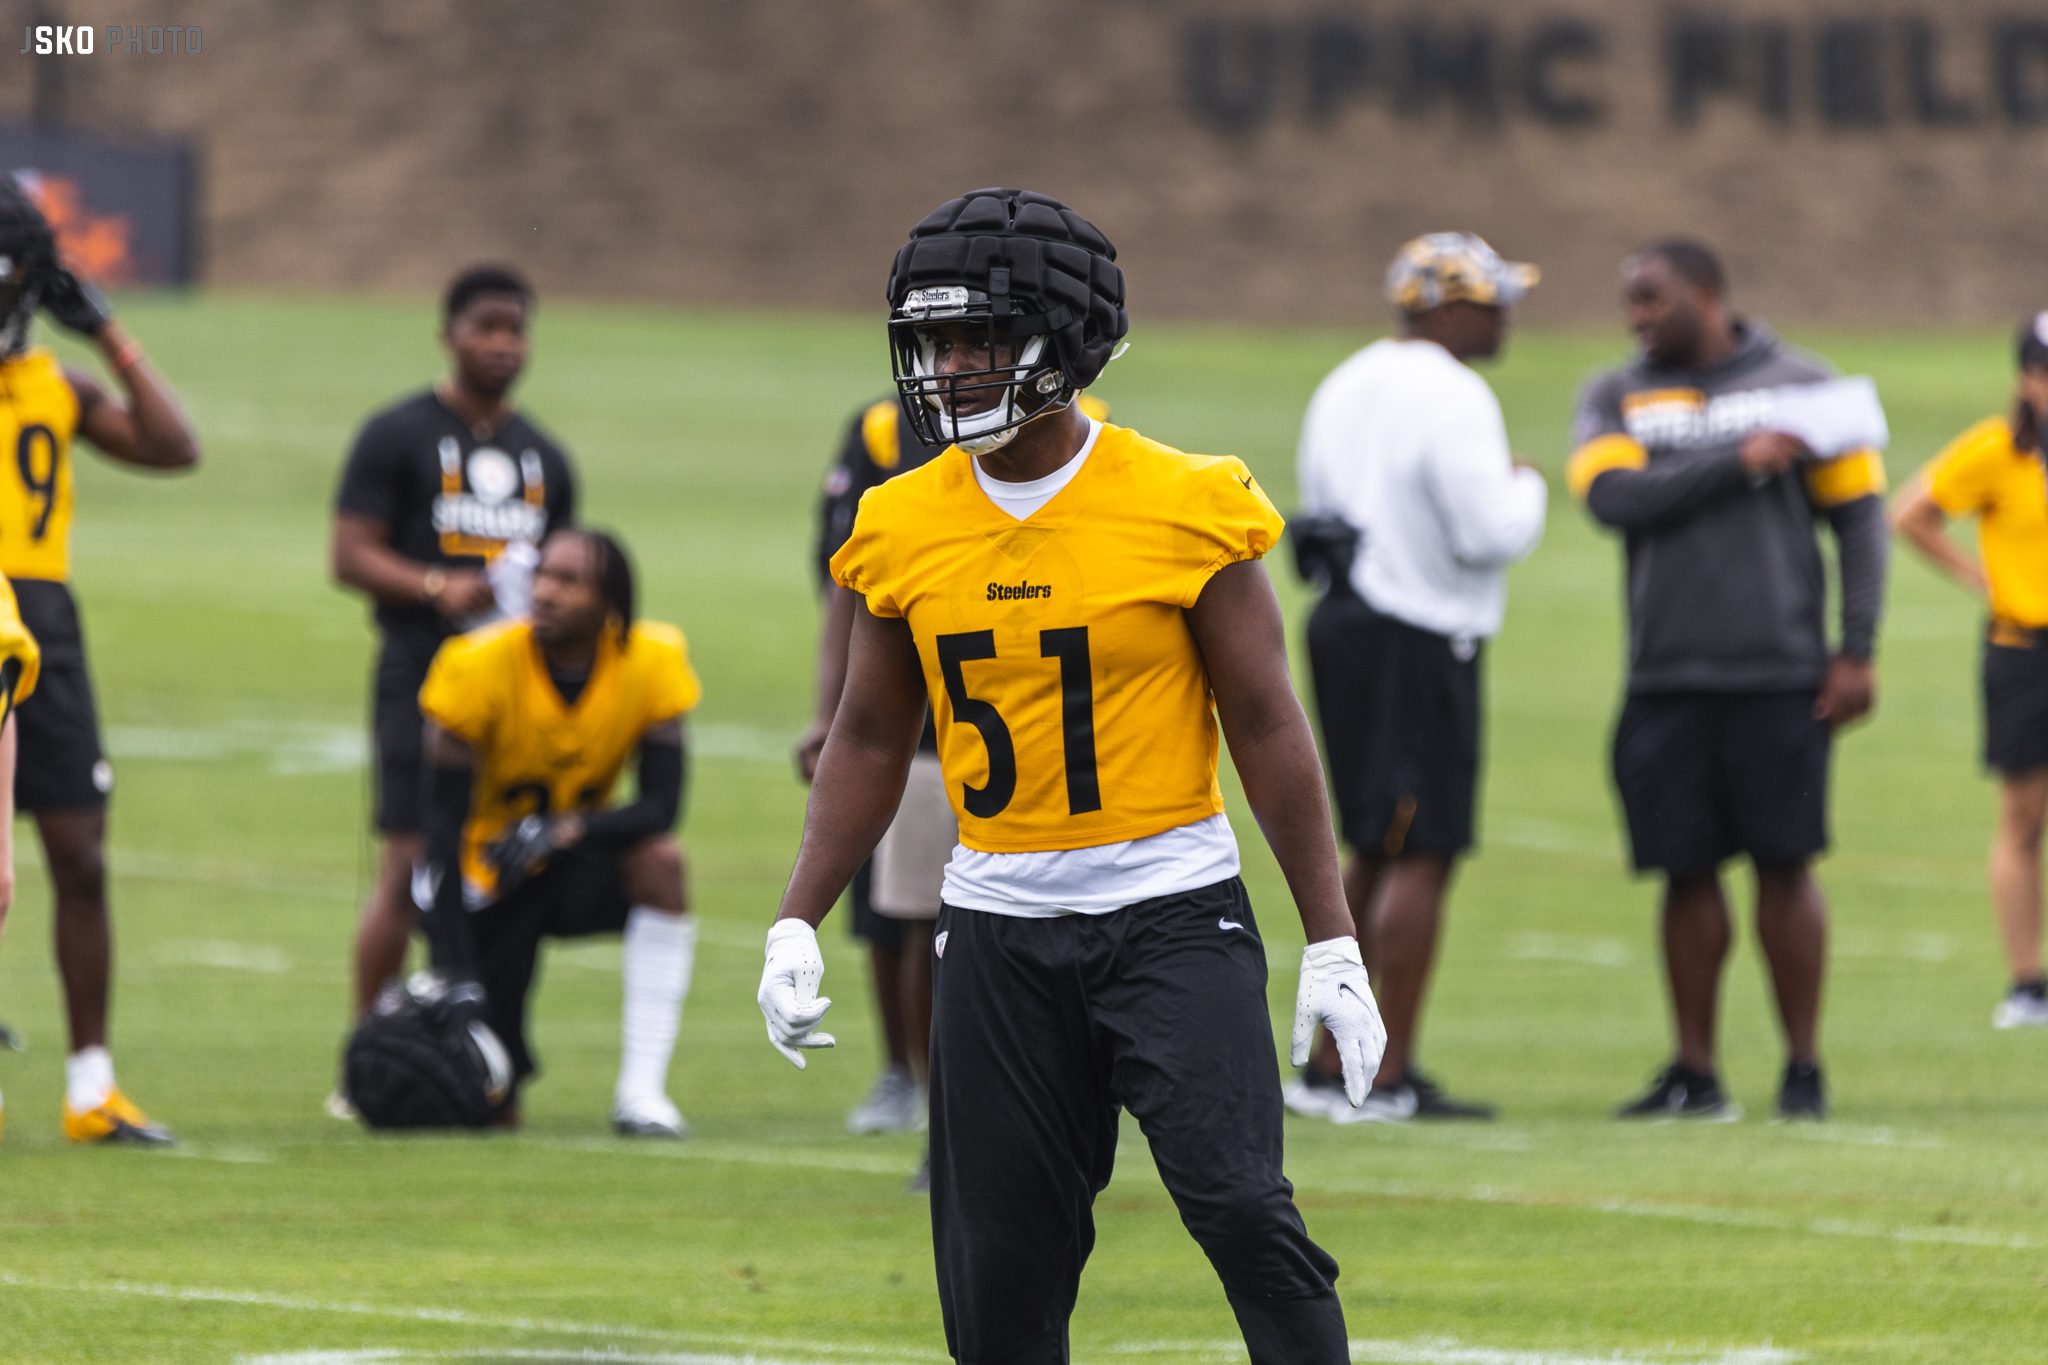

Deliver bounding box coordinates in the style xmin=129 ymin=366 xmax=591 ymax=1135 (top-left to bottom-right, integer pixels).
xmin=0 ymin=347 xmax=81 ymax=583
xmin=0 ymin=572 xmax=40 ymax=705
xmin=418 ymin=618 xmax=702 ymax=896
xmin=1924 ymin=416 xmax=2048 ymax=631
xmin=829 ymin=422 xmax=1284 ymax=854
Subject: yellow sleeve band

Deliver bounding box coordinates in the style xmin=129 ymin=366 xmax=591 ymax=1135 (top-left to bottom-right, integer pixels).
xmin=1566 ymin=434 xmax=1648 ymax=500
xmin=860 ymin=401 xmax=902 ymax=471
xmin=1803 ymin=448 xmax=1889 ymax=508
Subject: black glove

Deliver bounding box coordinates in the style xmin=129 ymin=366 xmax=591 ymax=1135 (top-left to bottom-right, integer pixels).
xmin=38 ymin=265 xmax=112 ymax=337
xmin=1288 ymin=514 xmax=1362 ymax=594
xmin=484 ymin=814 xmax=557 ymax=894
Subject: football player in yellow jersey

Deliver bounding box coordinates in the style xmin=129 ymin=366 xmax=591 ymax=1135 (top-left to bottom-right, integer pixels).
xmin=0 ymin=571 xmax=39 ymax=1138
xmin=1893 ymin=314 xmax=2048 ymax=1029
xmin=757 ymin=189 xmax=1386 ymax=1365
xmin=0 ymin=177 xmax=196 ymax=1146
xmin=803 ymin=390 xmax=1110 ymax=1169
xmin=415 ymin=529 xmax=701 ymax=1135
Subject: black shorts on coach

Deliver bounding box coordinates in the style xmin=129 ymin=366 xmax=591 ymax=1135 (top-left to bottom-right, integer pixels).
xmin=1307 ymin=590 xmax=1479 ymax=858
xmin=1983 ymin=636 xmax=2048 ymax=774
xmin=465 ymin=846 xmax=634 ymax=1086
xmin=1612 ymin=689 xmax=1831 ymax=876
xmin=11 ymin=579 xmax=110 ymax=812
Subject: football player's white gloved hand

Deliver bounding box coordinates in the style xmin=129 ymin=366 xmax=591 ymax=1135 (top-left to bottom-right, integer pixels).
xmin=758 ymin=918 xmax=836 ymax=1069
xmin=1291 ymin=936 xmax=1387 ymax=1107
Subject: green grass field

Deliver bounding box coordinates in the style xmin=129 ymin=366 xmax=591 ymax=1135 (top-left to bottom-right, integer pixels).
xmin=0 ymin=295 xmax=2042 ymax=1364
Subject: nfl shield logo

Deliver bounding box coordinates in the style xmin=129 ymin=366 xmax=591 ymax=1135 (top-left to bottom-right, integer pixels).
xmin=935 ymin=931 xmax=948 ymax=959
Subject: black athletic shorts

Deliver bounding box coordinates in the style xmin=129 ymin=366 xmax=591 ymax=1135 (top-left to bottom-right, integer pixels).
xmin=846 ymin=860 xmax=905 ymax=952
xmin=1612 ymin=689 xmax=1831 ymax=877
xmin=370 ymin=640 xmax=438 ymax=834
xmin=470 ymin=846 xmax=634 ymax=1086
xmin=1306 ymin=590 xmax=1479 ymax=858
xmin=11 ymin=580 xmax=110 ymax=812
xmin=1983 ymin=637 xmax=2048 ymax=774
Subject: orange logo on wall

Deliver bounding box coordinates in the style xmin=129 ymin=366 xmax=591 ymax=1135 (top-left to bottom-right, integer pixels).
xmin=19 ymin=173 xmax=133 ymax=284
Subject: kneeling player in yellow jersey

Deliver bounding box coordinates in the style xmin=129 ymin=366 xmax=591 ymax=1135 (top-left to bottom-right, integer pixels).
xmin=0 ymin=177 xmax=198 ymax=1147
xmin=416 ymin=529 xmax=701 ymax=1135
xmin=0 ymin=572 xmax=41 ymax=1139
xmin=758 ymin=189 xmax=1388 ymax=1365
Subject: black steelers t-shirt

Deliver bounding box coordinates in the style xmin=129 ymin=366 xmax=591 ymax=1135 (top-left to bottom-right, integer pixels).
xmin=335 ymin=389 xmax=577 ymax=657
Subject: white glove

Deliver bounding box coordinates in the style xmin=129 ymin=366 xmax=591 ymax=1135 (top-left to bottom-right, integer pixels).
xmin=758 ymin=918 xmax=836 ymax=1069
xmin=1291 ymin=937 xmax=1387 ymax=1106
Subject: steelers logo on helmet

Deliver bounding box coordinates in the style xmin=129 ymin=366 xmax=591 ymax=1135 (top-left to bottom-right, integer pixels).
xmin=0 ymin=175 xmax=57 ymax=360
xmin=885 ymin=188 xmax=1128 ymax=455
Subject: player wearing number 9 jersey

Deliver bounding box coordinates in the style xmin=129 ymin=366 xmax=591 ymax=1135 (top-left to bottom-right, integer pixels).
xmin=0 ymin=174 xmax=197 ymax=1146
xmin=758 ymin=189 xmax=1388 ymax=1365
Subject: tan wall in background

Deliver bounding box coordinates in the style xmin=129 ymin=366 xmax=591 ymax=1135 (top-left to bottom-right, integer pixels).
xmin=4 ymin=0 xmax=2047 ymax=325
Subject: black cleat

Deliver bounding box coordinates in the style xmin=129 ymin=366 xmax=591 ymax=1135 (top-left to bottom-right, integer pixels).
xmin=1404 ymin=1069 xmax=1497 ymax=1120
xmin=1775 ymin=1060 xmax=1827 ymax=1121
xmin=1616 ymin=1062 xmax=1739 ymax=1121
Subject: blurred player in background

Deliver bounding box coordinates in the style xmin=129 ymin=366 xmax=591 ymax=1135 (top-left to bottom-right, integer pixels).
xmin=1891 ymin=314 xmax=2048 ymax=1029
xmin=0 ymin=569 xmax=41 ymax=1138
xmin=416 ymin=528 xmax=700 ymax=1134
xmin=759 ymin=188 xmax=1385 ymax=1365
xmin=330 ymin=265 xmax=577 ymax=1090
xmin=799 ymin=397 xmax=949 ymax=1141
xmin=0 ymin=176 xmax=199 ymax=1146
xmin=1290 ymin=232 xmax=1547 ymax=1124
xmin=1569 ymin=239 xmax=1888 ymax=1121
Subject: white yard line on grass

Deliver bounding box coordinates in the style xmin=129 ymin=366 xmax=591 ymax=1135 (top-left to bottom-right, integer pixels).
xmin=522 ymin=1135 xmax=915 ymax=1176
xmin=1298 ymin=1174 xmax=2037 ymax=1251
xmin=231 ymin=1344 xmax=1802 ymax=1365
xmin=159 ymin=939 xmax=293 ymax=974
xmin=101 ymin=720 xmax=793 ymax=773
xmin=1505 ymin=933 xmax=1632 ymax=969
xmin=236 ymin=1351 xmax=883 ymax=1365
xmin=1104 ymin=1342 xmax=1799 ymax=1365
xmin=0 ymin=1272 xmax=942 ymax=1364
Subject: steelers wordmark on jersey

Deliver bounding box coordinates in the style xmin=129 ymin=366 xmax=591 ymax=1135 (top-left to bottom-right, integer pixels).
xmin=418 ymin=618 xmax=702 ymax=898
xmin=830 ymin=422 xmax=1282 ymax=854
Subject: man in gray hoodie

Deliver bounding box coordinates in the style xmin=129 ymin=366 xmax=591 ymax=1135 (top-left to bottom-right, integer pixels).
xmin=1569 ymin=239 xmax=1888 ymax=1122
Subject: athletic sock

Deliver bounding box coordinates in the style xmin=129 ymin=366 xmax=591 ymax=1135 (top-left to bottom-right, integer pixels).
xmin=2015 ymin=977 xmax=2047 ymax=999
xmin=616 ymin=908 xmax=695 ymax=1108
xmin=65 ymin=1046 xmax=114 ymax=1112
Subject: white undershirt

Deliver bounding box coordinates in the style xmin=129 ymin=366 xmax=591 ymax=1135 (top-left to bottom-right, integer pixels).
xmin=946 ymin=415 xmax=1242 ymax=916
xmin=969 ymin=413 xmax=1102 ymax=516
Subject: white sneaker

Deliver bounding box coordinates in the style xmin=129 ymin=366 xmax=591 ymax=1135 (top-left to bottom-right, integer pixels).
xmin=1993 ymin=988 xmax=2048 ymax=1029
xmin=846 ymin=1066 xmax=922 ymax=1134
xmin=1282 ymin=1075 xmax=1349 ymax=1122
xmin=1333 ymin=1082 xmax=1421 ymax=1125
xmin=612 ymin=1093 xmax=690 ymax=1139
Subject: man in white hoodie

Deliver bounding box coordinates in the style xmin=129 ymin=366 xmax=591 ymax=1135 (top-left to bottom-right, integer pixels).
xmin=1290 ymin=232 xmax=1547 ymax=1123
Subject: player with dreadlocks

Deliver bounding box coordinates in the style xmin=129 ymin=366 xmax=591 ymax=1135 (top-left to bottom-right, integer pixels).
xmin=0 ymin=172 xmax=198 ymax=1146
xmin=384 ymin=528 xmax=702 ymax=1134
xmin=758 ymin=188 xmax=1386 ymax=1363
